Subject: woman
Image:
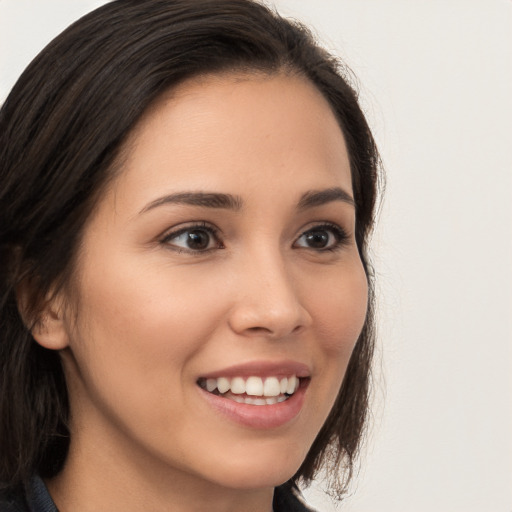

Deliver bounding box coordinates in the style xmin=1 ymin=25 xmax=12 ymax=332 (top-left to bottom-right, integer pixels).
xmin=0 ymin=1 xmax=380 ymax=510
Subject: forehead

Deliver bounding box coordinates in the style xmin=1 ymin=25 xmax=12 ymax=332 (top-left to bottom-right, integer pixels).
xmin=107 ymin=72 xmax=352 ymax=211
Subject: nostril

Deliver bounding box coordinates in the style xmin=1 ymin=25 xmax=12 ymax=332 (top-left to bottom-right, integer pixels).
xmin=246 ymin=326 xmax=272 ymax=334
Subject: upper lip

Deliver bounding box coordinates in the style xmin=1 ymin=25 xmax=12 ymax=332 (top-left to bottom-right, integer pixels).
xmin=199 ymin=360 xmax=311 ymax=379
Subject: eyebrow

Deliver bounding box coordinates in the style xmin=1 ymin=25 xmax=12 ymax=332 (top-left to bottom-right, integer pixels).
xmin=140 ymin=186 xmax=354 ymax=214
xmin=140 ymin=192 xmax=243 ymax=213
xmin=297 ymin=187 xmax=355 ymax=210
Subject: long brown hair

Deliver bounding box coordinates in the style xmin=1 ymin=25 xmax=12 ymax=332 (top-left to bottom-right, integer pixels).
xmin=0 ymin=0 xmax=381 ymax=498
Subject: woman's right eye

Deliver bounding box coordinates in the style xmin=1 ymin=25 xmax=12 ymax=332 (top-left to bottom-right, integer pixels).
xmin=161 ymin=224 xmax=222 ymax=253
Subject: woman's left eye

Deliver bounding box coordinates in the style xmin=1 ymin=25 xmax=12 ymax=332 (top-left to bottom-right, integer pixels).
xmin=161 ymin=225 xmax=221 ymax=253
xmin=294 ymin=224 xmax=348 ymax=251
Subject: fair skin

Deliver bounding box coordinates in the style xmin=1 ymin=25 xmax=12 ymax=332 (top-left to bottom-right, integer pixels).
xmin=34 ymin=73 xmax=368 ymax=512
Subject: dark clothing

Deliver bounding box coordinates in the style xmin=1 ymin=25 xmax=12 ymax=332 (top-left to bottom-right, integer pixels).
xmin=0 ymin=477 xmax=57 ymax=512
xmin=0 ymin=476 xmax=315 ymax=511
xmin=273 ymin=485 xmax=316 ymax=511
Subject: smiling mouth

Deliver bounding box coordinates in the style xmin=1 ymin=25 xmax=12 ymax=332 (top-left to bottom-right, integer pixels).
xmin=197 ymin=375 xmax=304 ymax=405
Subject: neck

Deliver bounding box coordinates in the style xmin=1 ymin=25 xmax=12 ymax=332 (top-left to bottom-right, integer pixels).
xmin=46 ymin=425 xmax=275 ymax=512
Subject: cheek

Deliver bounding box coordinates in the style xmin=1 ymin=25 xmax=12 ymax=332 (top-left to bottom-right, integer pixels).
xmin=310 ymin=265 xmax=369 ymax=356
xmin=298 ymin=263 xmax=368 ymax=428
xmin=68 ymin=260 xmax=229 ymax=372
xmin=62 ymin=264 xmax=231 ymax=437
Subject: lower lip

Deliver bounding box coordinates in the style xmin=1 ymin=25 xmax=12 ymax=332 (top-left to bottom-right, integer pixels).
xmin=198 ymin=382 xmax=308 ymax=429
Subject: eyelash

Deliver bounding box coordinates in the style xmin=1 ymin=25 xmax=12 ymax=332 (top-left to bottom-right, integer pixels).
xmin=159 ymin=221 xmax=349 ymax=254
xmin=160 ymin=222 xmax=222 ymax=254
xmin=295 ymin=222 xmax=349 ymax=252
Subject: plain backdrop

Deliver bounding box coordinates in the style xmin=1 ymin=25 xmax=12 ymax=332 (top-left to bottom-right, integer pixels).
xmin=1 ymin=1 xmax=511 ymax=511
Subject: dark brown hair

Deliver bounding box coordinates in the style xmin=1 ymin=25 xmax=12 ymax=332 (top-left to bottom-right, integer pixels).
xmin=0 ymin=0 xmax=380 ymax=499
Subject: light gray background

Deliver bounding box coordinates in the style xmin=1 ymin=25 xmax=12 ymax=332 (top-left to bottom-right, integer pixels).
xmin=1 ymin=1 xmax=511 ymax=511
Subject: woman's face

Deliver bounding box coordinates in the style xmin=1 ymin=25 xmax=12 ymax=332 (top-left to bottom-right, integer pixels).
xmin=56 ymin=73 xmax=368 ymax=493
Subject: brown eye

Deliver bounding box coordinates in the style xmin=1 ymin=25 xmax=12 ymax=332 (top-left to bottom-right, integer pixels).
xmin=184 ymin=229 xmax=211 ymax=250
xmin=162 ymin=224 xmax=222 ymax=252
xmin=302 ymin=230 xmax=330 ymax=249
xmin=294 ymin=224 xmax=348 ymax=251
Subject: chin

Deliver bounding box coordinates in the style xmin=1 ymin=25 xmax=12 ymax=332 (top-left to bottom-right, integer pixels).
xmin=189 ymin=444 xmax=309 ymax=491
xmin=209 ymin=466 xmax=299 ymax=491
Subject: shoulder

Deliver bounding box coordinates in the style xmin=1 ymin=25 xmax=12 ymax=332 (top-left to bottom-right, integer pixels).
xmin=0 ymin=484 xmax=29 ymax=512
xmin=0 ymin=477 xmax=57 ymax=512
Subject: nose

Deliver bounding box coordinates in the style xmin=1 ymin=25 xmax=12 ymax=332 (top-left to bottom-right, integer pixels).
xmin=227 ymin=249 xmax=312 ymax=340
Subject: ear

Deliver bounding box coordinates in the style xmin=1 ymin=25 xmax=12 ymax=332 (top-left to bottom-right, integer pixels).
xmin=17 ymin=282 xmax=70 ymax=351
xmin=31 ymin=296 xmax=70 ymax=350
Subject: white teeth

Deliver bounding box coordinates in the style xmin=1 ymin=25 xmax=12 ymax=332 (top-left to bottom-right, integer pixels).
xmin=263 ymin=377 xmax=281 ymax=397
xmin=286 ymin=375 xmax=298 ymax=395
xmin=246 ymin=376 xmax=263 ymax=396
xmin=230 ymin=377 xmax=246 ymax=394
xmin=217 ymin=377 xmax=230 ymax=394
xmin=206 ymin=378 xmax=217 ymax=392
xmin=201 ymin=374 xmax=301 ymax=398
xmin=242 ymin=397 xmax=268 ymax=406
